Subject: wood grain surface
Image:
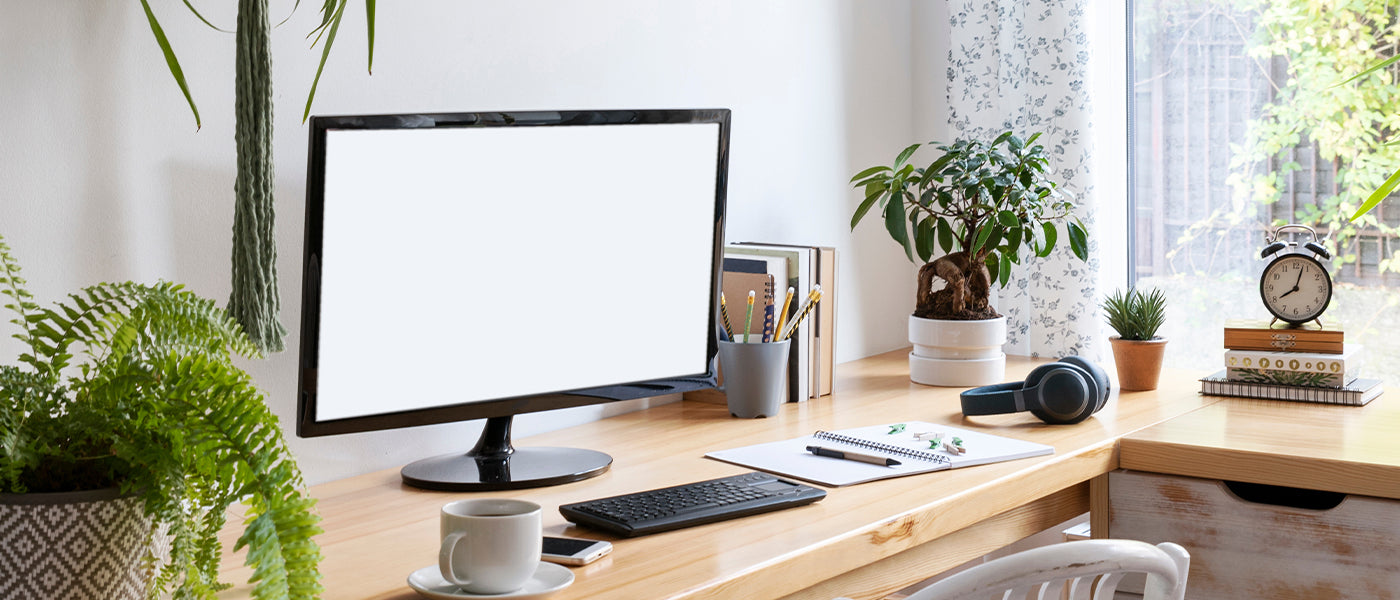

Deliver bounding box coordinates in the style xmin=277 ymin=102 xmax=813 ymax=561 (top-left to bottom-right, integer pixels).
xmin=214 ymin=351 xmax=1216 ymax=600
xmin=1119 ymin=394 xmax=1400 ymax=499
xmin=1109 ymin=469 xmax=1400 ymax=599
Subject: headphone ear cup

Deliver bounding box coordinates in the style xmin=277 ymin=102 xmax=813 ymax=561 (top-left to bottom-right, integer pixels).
xmin=1023 ymin=363 xmax=1095 ymax=425
xmin=1058 ymin=356 xmax=1110 ymax=412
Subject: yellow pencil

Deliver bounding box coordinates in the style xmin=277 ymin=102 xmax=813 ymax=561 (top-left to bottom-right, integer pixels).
xmin=772 ymin=286 xmax=795 ymax=344
xmin=719 ymin=292 xmax=734 ymax=339
xmin=779 ymin=286 xmax=822 ymax=342
xmin=743 ymin=290 xmax=756 ymax=343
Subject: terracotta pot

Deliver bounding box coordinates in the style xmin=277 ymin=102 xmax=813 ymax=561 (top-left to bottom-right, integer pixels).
xmin=1109 ymin=336 xmax=1168 ymax=391
xmin=908 ymin=316 xmax=1006 ymax=386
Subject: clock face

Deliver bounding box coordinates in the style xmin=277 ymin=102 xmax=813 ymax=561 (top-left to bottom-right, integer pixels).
xmin=1260 ymin=254 xmax=1332 ymax=324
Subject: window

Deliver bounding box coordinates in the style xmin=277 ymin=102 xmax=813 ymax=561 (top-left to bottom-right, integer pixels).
xmin=1131 ymin=0 xmax=1400 ymax=386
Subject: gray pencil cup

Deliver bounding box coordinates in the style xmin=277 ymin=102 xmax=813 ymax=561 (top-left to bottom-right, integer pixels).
xmin=717 ymin=339 xmax=791 ymax=418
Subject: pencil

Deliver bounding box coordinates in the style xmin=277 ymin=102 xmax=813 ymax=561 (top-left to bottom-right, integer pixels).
xmin=743 ymin=290 xmax=756 ymax=343
xmin=772 ymin=286 xmax=795 ymax=344
xmin=720 ymin=292 xmax=733 ymax=339
xmin=779 ymin=285 xmax=822 ymax=342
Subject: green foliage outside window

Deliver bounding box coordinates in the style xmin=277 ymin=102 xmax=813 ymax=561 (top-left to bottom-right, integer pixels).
xmin=1223 ymin=0 xmax=1400 ymax=274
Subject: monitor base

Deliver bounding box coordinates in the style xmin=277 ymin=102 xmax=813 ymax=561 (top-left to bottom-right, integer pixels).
xmin=400 ymin=415 xmax=612 ymax=491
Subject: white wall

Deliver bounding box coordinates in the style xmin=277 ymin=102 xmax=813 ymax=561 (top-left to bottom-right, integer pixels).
xmin=0 ymin=0 xmax=919 ymax=485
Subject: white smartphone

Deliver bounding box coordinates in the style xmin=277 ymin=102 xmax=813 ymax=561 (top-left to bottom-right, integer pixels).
xmin=541 ymin=536 xmax=613 ymax=566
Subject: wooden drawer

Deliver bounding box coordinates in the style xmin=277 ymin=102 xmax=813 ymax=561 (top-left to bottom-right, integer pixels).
xmin=1108 ymin=469 xmax=1400 ymax=599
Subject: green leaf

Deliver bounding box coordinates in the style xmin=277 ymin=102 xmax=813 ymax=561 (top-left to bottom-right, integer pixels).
xmin=936 ymin=219 xmax=954 ymax=253
xmin=1334 ymin=54 xmax=1400 ymax=88
xmin=1038 ymin=222 xmax=1057 ymax=257
xmin=851 ymin=186 xmax=885 ymax=230
xmin=850 ymin=165 xmax=891 ymax=184
xmin=139 ymin=0 xmax=201 ymax=130
xmin=997 ymin=210 xmax=1019 ymax=228
xmin=303 ymin=0 xmax=348 ymax=122
xmin=1067 ymin=221 xmax=1089 ymax=261
xmin=1005 ymin=226 xmax=1023 ymax=254
xmin=894 ymin=143 xmax=921 ymax=169
xmin=1351 ymin=165 xmax=1400 ymax=221
xmin=983 ymin=226 xmax=1003 ymax=253
xmin=885 ymin=192 xmax=913 ymax=262
xmin=181 ymin=0 xmax=232 ymax=32
xmin=365 ymin=0 xmax=376 ymax=73
xmin=925 ymin=153 xmax=955 ymax=176
xmin=971 ymin=222 xmax=995 ymax=256
xmin=998 ymin=251 xmax=1012 ymax=286
xmin=915 ymin=219 xmax=935 ymax=263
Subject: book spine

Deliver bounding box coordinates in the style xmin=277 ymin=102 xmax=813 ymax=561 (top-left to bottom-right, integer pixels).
xmin=1199 ymin=379 xmax=1364 ymax=406
xmin=1225 ymin=368 xmax=1356 ymax=388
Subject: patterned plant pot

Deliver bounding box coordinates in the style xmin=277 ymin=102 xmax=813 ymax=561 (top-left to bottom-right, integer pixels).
xmin=0 ymin=487 xmax=162 ymax=600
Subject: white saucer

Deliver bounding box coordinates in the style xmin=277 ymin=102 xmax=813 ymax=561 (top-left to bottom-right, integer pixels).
xmin=407 ymin=561 xmax=574 ymax=599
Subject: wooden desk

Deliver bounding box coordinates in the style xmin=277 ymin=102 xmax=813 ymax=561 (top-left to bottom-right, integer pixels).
xmin=1110 ymin=393 xmax=1400 ymax=598
xmin=216 ymin=350 xmax=1215 ymax=600
xmin=1120 ymin=395 xmax=1400 ymax=500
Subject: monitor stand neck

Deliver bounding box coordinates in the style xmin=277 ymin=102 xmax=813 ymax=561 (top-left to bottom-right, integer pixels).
xmin=400 ymin=415 xmax=613 ymax=491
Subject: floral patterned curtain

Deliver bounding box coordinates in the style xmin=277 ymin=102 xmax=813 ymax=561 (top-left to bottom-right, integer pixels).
xmin=946 ymin=0 xmax=1107 ymax=360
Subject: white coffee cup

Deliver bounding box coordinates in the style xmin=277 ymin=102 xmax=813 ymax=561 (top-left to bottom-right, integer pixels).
xmin=439 ymin=498 xmax=542 ymax=594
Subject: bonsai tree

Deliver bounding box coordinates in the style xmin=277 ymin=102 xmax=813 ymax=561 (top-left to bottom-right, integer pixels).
xmin=850 ymin=131 xmax=1088 ymax=320
xmin=0 ymin=235 xmax=321 ymax=599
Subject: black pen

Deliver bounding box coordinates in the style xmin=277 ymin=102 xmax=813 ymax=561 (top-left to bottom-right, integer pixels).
xmin=805 ymin=445 xmax=900 ymax=467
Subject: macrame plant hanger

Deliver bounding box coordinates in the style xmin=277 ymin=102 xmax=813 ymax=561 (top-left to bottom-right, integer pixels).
xmin=227 ymin=0 xmax=285 ymax=354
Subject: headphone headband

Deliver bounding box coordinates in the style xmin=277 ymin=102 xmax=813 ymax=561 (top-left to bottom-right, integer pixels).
xmin=959 ymin=357 xmax=1111 ymax=425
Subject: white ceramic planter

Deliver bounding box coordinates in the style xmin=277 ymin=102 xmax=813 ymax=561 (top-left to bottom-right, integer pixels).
xmin=908 ymin=315 xmax=1007 ymax=386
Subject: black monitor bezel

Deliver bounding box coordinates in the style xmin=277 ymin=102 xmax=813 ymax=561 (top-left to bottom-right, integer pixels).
xmin=296 ymin=108 xmax=729 ymax=438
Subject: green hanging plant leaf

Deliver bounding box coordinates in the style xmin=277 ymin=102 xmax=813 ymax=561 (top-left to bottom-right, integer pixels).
xmin=304 ymin=0 xmax=349 ymax=122
xmin=139 ymin=0 xmax=202 ymax=130
xmin=366 ymin=0 xmax=377 ymax=73
xmin=181 ymin=0 xmax=233 ymax=32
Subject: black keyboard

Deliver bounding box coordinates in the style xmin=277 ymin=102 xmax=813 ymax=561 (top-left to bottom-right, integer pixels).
xmin=559 ymin=472 xmax=827 ymax=537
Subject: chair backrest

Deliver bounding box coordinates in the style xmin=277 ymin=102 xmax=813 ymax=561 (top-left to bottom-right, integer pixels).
xmin=903 ymin=539 xmax=1190 ymax=600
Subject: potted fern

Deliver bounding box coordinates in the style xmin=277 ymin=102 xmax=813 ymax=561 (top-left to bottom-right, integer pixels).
xmin=0 ymin=235 xmax=321 ymax=600
xmin=1101 ymin=287 xmax=1168 ymax=391
xmin=850 ymin=132 xmax=1087 ymax=386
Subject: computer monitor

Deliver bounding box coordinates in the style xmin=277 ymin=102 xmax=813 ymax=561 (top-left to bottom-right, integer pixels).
xmin=296 ymin=109 xmax=729 ymax=491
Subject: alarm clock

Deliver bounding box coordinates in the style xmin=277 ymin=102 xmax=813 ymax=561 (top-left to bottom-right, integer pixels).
xmin=1259 ymin=224 xmax=1333 ymax=326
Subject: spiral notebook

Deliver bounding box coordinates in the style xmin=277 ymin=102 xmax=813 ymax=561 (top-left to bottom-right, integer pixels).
xmin=705 ymin=421 xmax=1054 ymax=487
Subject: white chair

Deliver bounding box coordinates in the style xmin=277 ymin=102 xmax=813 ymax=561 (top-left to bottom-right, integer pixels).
xmin=900 ymin=539 xmax=1190 ymax=600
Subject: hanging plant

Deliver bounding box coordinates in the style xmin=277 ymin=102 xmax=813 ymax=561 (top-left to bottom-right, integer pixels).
xmin=139 ymin=0 xmax=378 ymax=353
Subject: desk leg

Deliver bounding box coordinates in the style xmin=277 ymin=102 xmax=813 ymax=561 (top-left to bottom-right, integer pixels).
xmin=1089 ymin=473 xmax=1110 ymax=539
xmin=779 ymin=483 xmax=1089 ymax=600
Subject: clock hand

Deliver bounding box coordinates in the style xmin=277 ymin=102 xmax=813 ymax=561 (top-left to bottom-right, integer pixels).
xmin=1293 ymin=268 xmax=1305 ymax=288
xmin=1279 ymin=287 xmax=1297 ymax=299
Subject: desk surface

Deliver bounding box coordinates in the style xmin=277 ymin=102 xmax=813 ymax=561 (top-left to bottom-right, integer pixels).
xmin=1120 ymin=394 xmax=1400 ymax=500
xmin=216 ymin=350 xmax=1215 ymax=600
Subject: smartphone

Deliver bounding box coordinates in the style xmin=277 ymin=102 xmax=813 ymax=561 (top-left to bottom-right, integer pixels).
xmin=541 ymin=536 xmax=613 ymax=566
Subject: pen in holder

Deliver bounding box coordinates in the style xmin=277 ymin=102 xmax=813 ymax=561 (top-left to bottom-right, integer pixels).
xmin=715 ymin=285 xmax=819 ymax=417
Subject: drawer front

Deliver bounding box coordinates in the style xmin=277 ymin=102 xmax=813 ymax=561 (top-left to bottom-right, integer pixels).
xmin=1109 ymin=469 xmax=1400 ymax=599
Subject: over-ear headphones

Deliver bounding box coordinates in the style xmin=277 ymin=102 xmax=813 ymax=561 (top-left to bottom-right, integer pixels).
xmin=959 ymin=356 xmax=1111 ymax=424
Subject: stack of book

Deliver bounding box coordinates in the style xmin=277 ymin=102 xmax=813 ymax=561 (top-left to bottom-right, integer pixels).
xmin=710 ymin=242 xmax=838 ymax=402
xmin=1199 ymin=320 xmax=1381 ymax=406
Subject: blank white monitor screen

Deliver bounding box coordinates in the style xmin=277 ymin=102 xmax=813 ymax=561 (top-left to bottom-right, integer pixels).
xmin=313 ymin=120 xmax=721 ymax=422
